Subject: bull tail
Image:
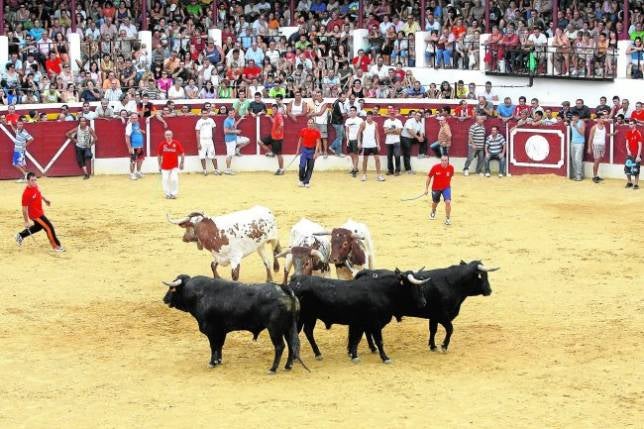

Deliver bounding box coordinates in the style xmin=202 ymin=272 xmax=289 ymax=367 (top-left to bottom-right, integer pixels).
xmin=285 ymin=286 xmax=310 ymax=373
xmin=272 ymin=240 xmax=282 ymax=273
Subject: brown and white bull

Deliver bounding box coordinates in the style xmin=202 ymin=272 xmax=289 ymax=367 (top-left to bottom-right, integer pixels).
xmin=276 ymin=218 xmax=332 ymax=284
xmin=314 ymin=219 xmax=374 ymax=280
xmin=166 ymin=205 xmax=281 ymax=281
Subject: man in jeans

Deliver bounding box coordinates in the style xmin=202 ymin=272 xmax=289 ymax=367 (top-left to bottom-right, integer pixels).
xmin=401 ymin=110 xmax=423 ymax=174
xmin=383 ymin=106 xmax=403 ymax=176
xmin=484 ymin=125 xmax=506 ymax=177
xmin=329 ymin=92 xmax=347 ymax=157
xmin=463 ymin=115 xmax=486 ymax=176
xmin=570 ymin=111 xmax=586 ymax=181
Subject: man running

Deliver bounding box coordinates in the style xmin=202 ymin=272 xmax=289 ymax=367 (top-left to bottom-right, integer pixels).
xmin=15 ymin=172 xmax=64 ymax=252
xmin=295 ymin=118 xmax=322 ymax=188
xmin=425 ymin=155 xmax=455 ymax=225
xmin=66 ymin=117 xmax=98 ymax=180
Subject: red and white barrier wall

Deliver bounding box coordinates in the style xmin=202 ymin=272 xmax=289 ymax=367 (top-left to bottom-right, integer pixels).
xmin=1 ymin=102 xmax=640 ymax=180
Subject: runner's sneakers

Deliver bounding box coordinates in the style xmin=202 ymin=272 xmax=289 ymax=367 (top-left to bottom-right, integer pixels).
xmin=625 ymin=182 xmax=633 ymax=188
xmin=361 ymin=175 xmax=367 ymax=181
xmin=463 ymin=169 xmax=469 ymax=176
xmin=15 ymin=233 xmax=23 ymax=247
xmin=429 ymin=211 xmax=436 ymax=220
xmin=214 ymin=170 xmax=223 ymax=176
xmin=298 ymin=181 xmax=305 ymax=187
xmin=130 ymin=173 xmax=138 ymax=180
xmin=54 ymin=246 xmax=65 ymax=253
xmin=136 ymin=171 xmax=144 ymax=178
xmin=376 ymin=176 xmax=385 ymax=182
xmin=304 ymin=183 xmax=311 ymax=188
xmin=444 ymin=218 xmax=451 ymax=225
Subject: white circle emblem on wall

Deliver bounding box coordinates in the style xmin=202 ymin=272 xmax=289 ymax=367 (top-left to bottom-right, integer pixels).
xmin=524 ymin=135 xmax=550 ymax=161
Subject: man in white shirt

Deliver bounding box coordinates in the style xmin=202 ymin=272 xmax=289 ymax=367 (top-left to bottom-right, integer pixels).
xmin=167 ymin=78 xmax=186 ymax=100
xmin=198 ymin=58 xmax=215 ymax=86
xmin=119 ymin=17 xmax=138 ymax=39
xmin=265 ymin=41 xmax=280 ymax=65
xmin=344 ymin=106 xmax=364 ymax=177
xmin=476 ymin=81 xmax=499 ymax=102
xmin=383 ymin=106 xmax=403 ymax=176
xmin=358 ymin=110 xmax=384 ymax=182
xmin=195 ymin=109 xmax=220 ymax=176
xmin=369 ymin=56 xmax=390 ymax=80
xmin=379 ymin=15 xmax=394 ymax=34
xmin=401 ymin=110 xmax=424 ymax=174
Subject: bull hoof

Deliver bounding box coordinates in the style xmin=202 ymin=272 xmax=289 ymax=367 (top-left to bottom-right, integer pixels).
xmin=441 ymin=346 xmax=449 ymax=353
xmin=315 ymin=354 xmax=324 ymax=361
xmin=209 ymin=362 xmax=218 ymax=368
xmin=383 ymin=358 xmax=392 ymax=364
xmin=351 ymin=357 xmax=360 ymax=364
xmin=284 ymin=365 xmax=292 ymax=371
xmin=429 ymin=346 xmax=438 ymax=352
xmin=370 ymin=348 xmax=377 ymax=354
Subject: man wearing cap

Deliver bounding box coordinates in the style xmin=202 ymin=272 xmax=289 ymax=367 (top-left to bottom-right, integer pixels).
xmin=569 ymin=111 xmax=586 ymax=181
xmin=195 ymin=108 xmax=220 ymax=176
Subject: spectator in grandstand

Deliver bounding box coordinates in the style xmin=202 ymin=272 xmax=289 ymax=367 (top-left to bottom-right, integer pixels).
xmin=95 ymin=99 xmax=115 ymax=119
xmin=531 ymin=110 xmax=545 ymax=126
xmin=570 ymin=98 xmax=591 ymax=119
xmin=223 ymin=108 xmax=250 ymax=174
xmin=625 ymin=37 xmax=643 ymax=79
xmin=248 ymin=92 xmax=267 ymax=118
xmin=125 ymin=113 xmax=146 ymax=180
xmin=78 ymin=102 xmax=97 ymax=121
xmin=570 ymin=112 xmax=586 ymax=181
xmin=157 ymin=130 xmax=185 ymax=200
xmin=258 ymin=105 xmax=286 ymax=175
xmin=57 ymin=105 xmax=76 ymax=122
xmin=631 ymin=102 xmax=644 ymax=124
xmin=430 ymin=115 xmax=453 ymax=159
xmin=454 ymin=99 xmax=473 ymax=121
xmin=406 ymin=81 xmax=427 ymax=98
xmin=478 ymin=81 xmax=500 ymax=102
xmin=618 ymin=98 xmax=635 ymax=118
xmin=345 ymin=106 xmax=363 ymax=177
xmin=475 ymin=96 xmax=495 ymax=117
xmin=530 ymin=98 xmax=545 ymax=117
xmin=543 ymin=108 xmax=558 ymax=125
xmin=484 ymin=125 xmax=507 ymax=177
xmin=232 ymin=90 xmax=251 ymax=117
xmin=496 ymin=97 xmax=516 ymax=122
xmin=383 ymin=105 xmax=403 ymax=176
xmin=167 ymin=78 xmax=186 ymax=100
xmin=287 ymin=90 xmax=309 ymax=122
xmin=624 ymin=119 xmax=642 ymax=189
xmin=516 ymin=108 xmax=532 ymax=126
xmin=595 ymin=96 xmax=611 ymax=116
xmin=463 ymin=115 xmax=486 ymax=176
xmin=66 ymin=117 xmax=98 ymax=180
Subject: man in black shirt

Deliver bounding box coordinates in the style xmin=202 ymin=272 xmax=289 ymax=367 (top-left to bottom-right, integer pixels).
xmin=570 ymin=98 xmax=591 ymax=119
xmin=249 ymin=92 xmax=267 ymax=117
xmin=329 ymin=92 xmax=347 ymax=157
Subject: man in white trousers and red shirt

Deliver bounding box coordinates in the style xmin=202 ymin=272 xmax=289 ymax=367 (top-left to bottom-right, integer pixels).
xmin=157 ymin=130 xmax=185 ymax=199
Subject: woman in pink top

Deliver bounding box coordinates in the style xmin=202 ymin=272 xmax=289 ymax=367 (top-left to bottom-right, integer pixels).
xmin=156 ymin=71 xmax=173 ymax=93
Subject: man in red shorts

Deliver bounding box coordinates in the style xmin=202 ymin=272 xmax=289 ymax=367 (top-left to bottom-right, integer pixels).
xmin=425 ymin=155 xmax=454 ymax=225
xmin=624 ymin=119 xmax=642 ymax=190
xmin=15 ymin=172 xmax=64 ymax=252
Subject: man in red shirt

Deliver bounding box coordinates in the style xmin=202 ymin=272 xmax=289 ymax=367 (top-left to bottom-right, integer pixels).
xmin=631 ymin=102 xmax=644 ymax=125
xmin=351 ymin=49 xmax=371 ymax=72
xmin=295 ymin=118 xmax=322 ymax=188
xmin=425 ymin=155 xmax=454 ymax=225
xmin=242 ymin=59 xmax=262 ymax=83
xmin=44 ymin=52 xmax=62 ymax=76
xmin=15 ymin=172 xmax=64 ymax=252
xmin=624 ymin=119 xmax=642 ymax=189
xmin=259 ymin=105 xmax=285 ymax=175
xmin=157 ymin=130 xmax=185 ymax=199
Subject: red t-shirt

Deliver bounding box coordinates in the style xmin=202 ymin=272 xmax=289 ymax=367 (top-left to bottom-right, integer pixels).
xmin=272 ymin=112 xmax=284 ymax=140
xmin=631 ymin=110 xmax=644 ymax=122
xmin=352 ymin=55 xmax=371 ymax=72
xmin=22 ymin=185 xmax=44 ymax=219
xmin=515 ymin=104 xmax=532 ymax=117
xmin=158 ymin=139 xmax=184 ymax=170
xmin=299 ymin=127 xmax=321 ymax=149
xmin=428 ymin=163 xmax=454 ymax=190
xmin=5 ymin=113 xmax=19 ymax=126
xmin=45 ymin=57 xmax=62 ymax=75
xmin=242 ymin=65 xmax=262 ymax=80
xmin=626 ymin=129 xmax=642 ymax=156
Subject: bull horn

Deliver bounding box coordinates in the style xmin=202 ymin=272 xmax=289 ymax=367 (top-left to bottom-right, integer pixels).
xmin=312 ymin=231 xmax=331 ymax=236
xmin=310 ymin=249 xmax=325 ymax=262
xmin=477 ymin=265 xmax=500 ymax=272
xmin=350 ymin=233 xmax=364 ymax=240
xmin=166 ymin=213 xmax=189 ymax=225
xmin=275 ymin=248 xmax=292 ymax=258
xmin=162 ymin=279 xmax=182 ymax=287
xmin=407 ymin=273 xmax=431 ymax=285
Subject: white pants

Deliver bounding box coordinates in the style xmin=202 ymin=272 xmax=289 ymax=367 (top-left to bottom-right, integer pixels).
xmin=198 ymin=139 xmax=215 ymax=159
xmin=162 ymin=168 xmax=179 ymax=196
xmin=571 ymin=144 xmax=584 ymax=180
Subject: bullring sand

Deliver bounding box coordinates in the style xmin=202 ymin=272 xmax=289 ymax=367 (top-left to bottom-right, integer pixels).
xmin=1 ymin=172 xmax=643 ymax=428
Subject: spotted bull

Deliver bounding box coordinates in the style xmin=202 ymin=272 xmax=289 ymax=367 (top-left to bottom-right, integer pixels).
xmin=166 ymin=205 xmax=281 ymax=281
xmin=276 ymin=218 xmax=332 ymax=284
xmin=314 ymin=219 xmax=374 ymax=280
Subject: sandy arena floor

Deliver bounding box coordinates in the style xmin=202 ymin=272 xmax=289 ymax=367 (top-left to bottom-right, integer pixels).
xmin=1 ymin=170 xmax=643 ymax=428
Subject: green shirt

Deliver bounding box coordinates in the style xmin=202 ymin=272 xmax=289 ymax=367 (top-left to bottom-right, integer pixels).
xmin=268 ymin=86 xmax=286 ymax=98
xmin=232 ymin=99 xmax=251 ymax=116
xmin=185 ymin=3 xmax=202 ymax=16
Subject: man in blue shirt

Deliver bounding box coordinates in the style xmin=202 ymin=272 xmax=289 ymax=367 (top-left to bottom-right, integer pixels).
xmin=125 ymin=113 xmax=146 ymax=180
xmin=223 ymin=108 xmax=250 ymax=175
xmin=496 ymin=97 xmax=516 ymax=122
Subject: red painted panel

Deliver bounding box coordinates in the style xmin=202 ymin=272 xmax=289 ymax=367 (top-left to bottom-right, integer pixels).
xmin=94 ymin=119 xmax=129 ymax=158
xmin=508 ymin=124 xmax=568 ymax=175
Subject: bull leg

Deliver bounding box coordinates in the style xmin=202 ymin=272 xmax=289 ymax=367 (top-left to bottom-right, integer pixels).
xmin=284 ymin=333 xmax=294 ymax=370
xmin=256 ymin=244 xmax=273 ymax=282
xmin=271 ymin=239 xmax=281 ymax=273
xmin=365 ymin=332 xmax=377 ymax=353
xmin=268 ymin=328 xmax=285 ymax=374
xmin=207 ymin=330 xmax=226 ymax=367
xmin=371 ymin=328 xmax=391 ymax=363
xmin=348 ymin=325 xmax=363 ymax=363
xmin=215 ymin=332 xmax=227 ymax=365
xmin=303 ymin=320 xmax=323 ymax=360
xmin=429 ymin=319 xmax=438 ymax=351
xmin=231 ymin=264 xmax=241 ymax=281
xmin=441 ymin=321 xmax=453 ymax=352
xmin=282 ymin=255 xmax=293 ymax=285
xmin=211 ymin=261 xmax=220 ymax=279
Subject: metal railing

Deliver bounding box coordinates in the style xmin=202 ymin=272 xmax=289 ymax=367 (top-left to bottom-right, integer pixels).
xmin=482 ymin=44 xmax=618 ymax=80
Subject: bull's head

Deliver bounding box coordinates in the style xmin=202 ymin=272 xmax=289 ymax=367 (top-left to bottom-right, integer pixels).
xmin=316 ymin=228 xmax=364 ymax=266
xmin=167 ymin=212 xmax=207 ymax=247
xmin=277 ymin=246 xmax=327 ymax=276
xmin=395 ymin=267 xmax=430 ymax=308
xmin=162 ymin=274 xmax=192 ymax=310
xmin=461 ymin=260 xmax=499 ymax=296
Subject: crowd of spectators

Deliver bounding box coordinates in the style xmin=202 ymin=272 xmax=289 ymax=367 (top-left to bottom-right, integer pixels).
xmin=0 ymin=0 xmax=642 ymax=110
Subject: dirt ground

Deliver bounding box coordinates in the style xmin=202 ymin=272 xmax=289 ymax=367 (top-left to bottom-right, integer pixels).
xmin=1 ymin=170 xmax=643 ymax=428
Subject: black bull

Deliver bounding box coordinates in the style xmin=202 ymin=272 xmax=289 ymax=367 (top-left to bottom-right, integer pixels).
xmin=288 ymin=268 xmax=431 ymax=363
xmin=162 ymin=275 xmax=309 ymax=373
xmin=355 ymin=260 xmax=498 ymax=351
